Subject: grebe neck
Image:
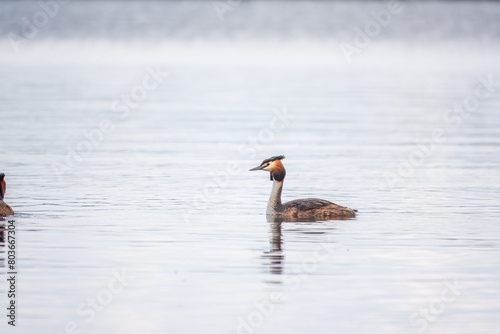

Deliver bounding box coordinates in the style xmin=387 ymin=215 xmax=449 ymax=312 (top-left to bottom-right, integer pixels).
xmin=267 ymin=180 xmax=283 ymax=215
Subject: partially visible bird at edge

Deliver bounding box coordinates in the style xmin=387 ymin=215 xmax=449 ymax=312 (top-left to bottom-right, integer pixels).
xmin=0 ymin=173 xmax=15 ymax=217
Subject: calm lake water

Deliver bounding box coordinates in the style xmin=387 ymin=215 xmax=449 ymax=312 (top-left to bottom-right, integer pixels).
xmin=1 ymin=1 xmax=500 ymax=333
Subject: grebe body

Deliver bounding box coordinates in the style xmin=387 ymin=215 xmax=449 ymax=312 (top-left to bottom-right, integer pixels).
xmin=0 ymin=173 xmax=14 ymax=217
xmin=250 ymin=156 xmax=356 ymax=219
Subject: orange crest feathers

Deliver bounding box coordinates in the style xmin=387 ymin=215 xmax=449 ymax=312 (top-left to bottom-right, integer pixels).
xmin=270 ymin=159 xmax=286 ymax=182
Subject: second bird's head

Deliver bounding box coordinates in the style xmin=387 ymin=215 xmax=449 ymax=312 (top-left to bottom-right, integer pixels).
xmin=249 ymin=155 xmax=286 ymax=181
xmin=0 ymin=173 xmax=6 ymax=200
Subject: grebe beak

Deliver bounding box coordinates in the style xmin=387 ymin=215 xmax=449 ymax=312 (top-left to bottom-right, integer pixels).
xmin=249 ymin=165 xmax=264 ymax=171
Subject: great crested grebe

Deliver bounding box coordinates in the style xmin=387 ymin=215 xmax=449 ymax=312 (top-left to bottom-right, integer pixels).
xmin=0 ymin=173 xmax=15 ymax=217
xmin=250 ymin=156 xmax=356 ymax=219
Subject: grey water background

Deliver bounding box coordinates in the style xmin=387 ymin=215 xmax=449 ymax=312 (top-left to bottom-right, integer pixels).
xmin=1 ymin=1 xmax=500 ymax=333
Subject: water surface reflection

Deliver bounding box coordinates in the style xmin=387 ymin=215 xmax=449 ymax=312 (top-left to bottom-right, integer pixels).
xmin=262 ymin=216 xmax=355 ymax=285
xmin=262 ymin=220 xmax=284 ymax=283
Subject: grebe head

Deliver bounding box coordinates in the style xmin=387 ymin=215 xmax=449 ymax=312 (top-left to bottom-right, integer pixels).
xmin=249 ymin=155 xmax=286 ymax=181
xmin=0 ymin=173 xmax=5 ymax=200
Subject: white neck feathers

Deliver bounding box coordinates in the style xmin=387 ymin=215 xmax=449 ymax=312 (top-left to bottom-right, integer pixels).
xmin=267 ymin=180 xmax=283 ymax=215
